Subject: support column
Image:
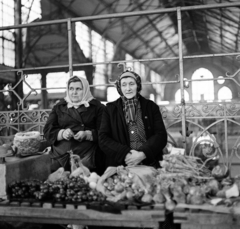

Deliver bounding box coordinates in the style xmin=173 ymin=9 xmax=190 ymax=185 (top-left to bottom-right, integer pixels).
xmin=13 ymin=0 xmax=23 ymax=110
xmin=41 ymin=72 xmax=48 ymax=109
xmin=85 ymin=65 xmax=94 ymax=94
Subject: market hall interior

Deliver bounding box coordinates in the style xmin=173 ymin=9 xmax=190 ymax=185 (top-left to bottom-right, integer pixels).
xmin=1 ymin=1 xmax=240 ymax=229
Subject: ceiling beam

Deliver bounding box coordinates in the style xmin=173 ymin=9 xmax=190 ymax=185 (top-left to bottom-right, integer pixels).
xmin=133 ymin=0 xmax=177 ymax=56
xmin=99 ymin=0 xmax=171 ymax=71
xmin=162 ymin=0 xmax=211 ymax=54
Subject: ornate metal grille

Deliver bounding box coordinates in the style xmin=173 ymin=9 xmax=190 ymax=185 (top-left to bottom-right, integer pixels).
xmin=1 ymin=3 xmax=240 ymax=175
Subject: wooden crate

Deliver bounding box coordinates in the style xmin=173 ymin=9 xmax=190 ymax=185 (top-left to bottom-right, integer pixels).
xmin=174 ymin=203 xmax=240 ymax=229
xmin=0 ymin=200 xmax=165 ymax=228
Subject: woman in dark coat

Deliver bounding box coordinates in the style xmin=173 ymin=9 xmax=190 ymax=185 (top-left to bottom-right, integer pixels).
xmin=43 ymin=76 xmax=105 ymax=174
xmin=99 ymin=70 xmax=167 ymax=169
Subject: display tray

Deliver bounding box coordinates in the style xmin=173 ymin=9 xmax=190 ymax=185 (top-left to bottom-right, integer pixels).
xmin=2 ymin=197 xmax=163 ymax=212
xmin=174 ymin=203 xmax=240 ymax=229
xmin=0 ymin=199 xmax=165 ymax=228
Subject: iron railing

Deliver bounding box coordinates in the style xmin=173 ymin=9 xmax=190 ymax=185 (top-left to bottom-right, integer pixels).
xmin=0 ymin=2 xmax=240 ymax=175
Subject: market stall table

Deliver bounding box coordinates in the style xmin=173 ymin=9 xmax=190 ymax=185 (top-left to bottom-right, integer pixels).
xmin=174 ymin=203 xmax=240 ymax=229
xmin=0 ymin=199 xmax=165 ymax=228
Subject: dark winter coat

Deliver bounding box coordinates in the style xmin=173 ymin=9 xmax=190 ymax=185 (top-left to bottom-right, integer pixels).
xmin=43 ymin=99 xmax=105 ymax=173
xmin=98 ymin=95 xmax=167 ymax=168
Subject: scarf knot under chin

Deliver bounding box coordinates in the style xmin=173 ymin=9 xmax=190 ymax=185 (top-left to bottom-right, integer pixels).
xmin=122 ymin=96 xmax=138 ymax=124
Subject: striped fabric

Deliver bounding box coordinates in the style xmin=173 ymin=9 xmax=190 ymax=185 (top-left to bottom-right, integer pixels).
xmin=122 ymin=96 xmax=138 ymax=124
xmin=125 ymin=101 xmax=147 ymax=150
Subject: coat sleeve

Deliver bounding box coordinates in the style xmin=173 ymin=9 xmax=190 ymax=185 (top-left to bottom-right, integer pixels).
xmin=98 ymin=106 xmax=131 ymax=166
xmin=43 ymin=105 xmax=61 ymax=145
xmin=139 ymin=102 xmax=167 ymax=165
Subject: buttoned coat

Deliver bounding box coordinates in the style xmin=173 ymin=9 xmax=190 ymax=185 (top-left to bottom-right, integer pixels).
xmin=99 ymin=95 xmax=167 ymax=168
xmin=43 ymin=99 xmax=105 ymax=172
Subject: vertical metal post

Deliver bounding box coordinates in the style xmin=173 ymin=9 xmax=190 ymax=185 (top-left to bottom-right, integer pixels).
xmin=224 ymin=105 xmax=229 ymax=167
xmin=177 ymin=7 xmax=187 ymax=149
xmin=14 ymin=0 xmax=23 ymax=133
xmin=14 ymin=0 xmax=22 ymax=70
xmin=67 ymin=18 xmax=73 ymax=77
xmin=89 ymin=27 xmax=92 ymax=60
xmin=14 ymin=0 xmax=23 ymax=107
xmin=41 ymin=72 xmax=48 ymax=109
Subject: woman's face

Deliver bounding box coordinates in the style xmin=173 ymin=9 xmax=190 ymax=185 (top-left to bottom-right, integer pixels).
xmin=68 ymin=81 xmax=83 ymax=103
xmin=120 ymin=77 xmax=137 ymax=99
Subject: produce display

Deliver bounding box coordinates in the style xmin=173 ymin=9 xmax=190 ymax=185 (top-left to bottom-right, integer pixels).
xmin=157 ymin=154 xmax=240 ymax=209
xmin=96 ymin=165 xmax=158 ymax=203
xmin=5 ymin=150 xmax=240 ymax=213
xmin=8 ymin=150 xmax=105 ymax=204
xmin=8 ymin=176 xmax=106 ymax=203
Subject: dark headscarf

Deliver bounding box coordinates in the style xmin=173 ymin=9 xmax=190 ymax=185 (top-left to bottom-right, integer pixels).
xmin=115 ymin=70 xmax=142 ymax=124
xmin=115 ymin=70 xmax=142 ymax=96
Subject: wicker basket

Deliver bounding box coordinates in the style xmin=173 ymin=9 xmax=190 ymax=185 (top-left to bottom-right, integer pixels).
xmin=13 ymin=131 xmax=41 ymax=157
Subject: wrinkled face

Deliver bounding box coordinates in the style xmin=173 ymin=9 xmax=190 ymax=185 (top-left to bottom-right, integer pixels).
xmin=120 ymin=77 xmax=137 ymax=99
xmin=68 ymin=81 xmax=83 ymax=103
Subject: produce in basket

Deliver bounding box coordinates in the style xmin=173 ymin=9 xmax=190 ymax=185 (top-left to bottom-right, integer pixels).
xmin=96 ymin=165 xmax=157 ymax=203
xmin=68 ymin=150 xmax=91 ymax=177
xmin=68 ymin=150 xmax=100 ymax=189
xmin=13 ymin=131 xmax=41 ymax=157
xmin=194 ymin=142 xmax=219 ymax=170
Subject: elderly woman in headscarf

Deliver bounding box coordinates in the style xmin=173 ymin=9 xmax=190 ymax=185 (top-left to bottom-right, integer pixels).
xmin=43 ymin=76 xmax=105 ymax=174
xmin=99 ymin=70 xmax=167 ymax=169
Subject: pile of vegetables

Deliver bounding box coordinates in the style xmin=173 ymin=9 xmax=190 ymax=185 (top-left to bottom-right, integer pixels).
xmin=154 ymin=173 xmax=240 ymax=210
xmin=8 ymin=177 xmax=106 ymax=203
xmin=8 ymin=151 xmax=105 ymax=203
xmin=155 ymin=154 xmax=240 ymax=210
xmin=159 ymin=154 xmax=212 ymax=179
xmin=96 ymin=166 xmax=158 ymax=203
xmin=6 ymin=148 xmax=240 ymax=212
xmin=8 ymin=179 xmax=43 ymax=199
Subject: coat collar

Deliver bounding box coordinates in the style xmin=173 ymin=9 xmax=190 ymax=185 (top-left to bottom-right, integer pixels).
xmin=113 ymin=94 xmax=147 ymax=111
xmin=56 ymin=99 xmax=97 ymax=123
xmin=57 ymin=98 xmax=97 ymax=108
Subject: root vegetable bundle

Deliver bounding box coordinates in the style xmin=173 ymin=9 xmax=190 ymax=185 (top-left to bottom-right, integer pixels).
xmin=159 ymin=154 xmax=212 ymax=179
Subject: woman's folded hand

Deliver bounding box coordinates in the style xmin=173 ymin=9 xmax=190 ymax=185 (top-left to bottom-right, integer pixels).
xmin=62 ymin=128 xmax=74 ymax=140
xmin=74 ymin=131 xmax=87 ymax=142
xmin=125 ymin=150 xmax=146 ymax=166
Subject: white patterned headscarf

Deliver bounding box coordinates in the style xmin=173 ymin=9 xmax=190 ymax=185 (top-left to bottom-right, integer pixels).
xmin=65 ymin=76 xmax=94 ymax=109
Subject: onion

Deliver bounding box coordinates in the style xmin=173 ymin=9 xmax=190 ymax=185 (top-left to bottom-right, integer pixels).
xmin=141 ymin=193 xmax=153 ymax=203
xmin=153 ymin=192 xmax=165 ymax=204
xmin=126 ymin=191 xmax=134 ymax=201
xmin=165 ymin=199 xmax=176 ymax=211
xmin=89 ymin=181 xmax=97 ymax=189
xmin=114 ymin=183 xmax=124 ymax=193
